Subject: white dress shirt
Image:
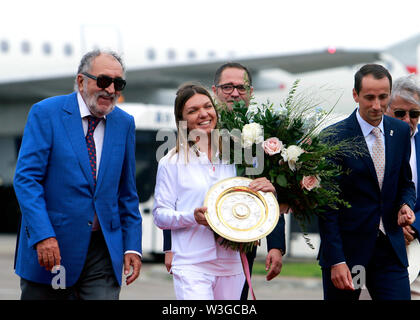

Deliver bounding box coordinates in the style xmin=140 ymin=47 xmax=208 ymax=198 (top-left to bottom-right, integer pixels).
xmin=77 ymin=92 xmax=105 ymax=176
xmin=153 ymin=146 xmax=243 ymax=276
xmin=356 ymin=109 xmax=385 ymax=156
xmin=356 ymin=109 xmax=385 ymax=234
xmin=77 ymin=92 xmax=140 ymax=258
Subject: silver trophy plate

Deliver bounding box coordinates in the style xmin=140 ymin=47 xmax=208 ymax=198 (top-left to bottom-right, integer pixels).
xmin=204 ymin=177 xmax=280 ymax=242
xmin=407 ymin=238 xmax=420 ymax=284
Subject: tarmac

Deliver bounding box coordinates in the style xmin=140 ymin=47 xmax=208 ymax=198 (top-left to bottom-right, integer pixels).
xmin=0 ymin=234 xmax=323 ymax=300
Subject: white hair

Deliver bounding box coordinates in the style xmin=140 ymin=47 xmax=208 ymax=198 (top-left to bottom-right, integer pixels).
xmin=73 ymin=49 xmax=125 ymax=92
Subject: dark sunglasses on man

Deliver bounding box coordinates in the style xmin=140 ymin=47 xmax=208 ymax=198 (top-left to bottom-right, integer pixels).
xmin=82 ymin=72 xmax=126 ymax=91
xmin=216 ymin=83 xmax=250 ymax=94
xmin=393 ymin=109 xmax=420 ymax=119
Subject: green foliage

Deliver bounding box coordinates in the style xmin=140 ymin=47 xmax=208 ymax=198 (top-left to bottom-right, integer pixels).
xmin=253 ymin=260 xmax=322 ymax=278
xmin=215 ymin=80 xmax=364 ymax=251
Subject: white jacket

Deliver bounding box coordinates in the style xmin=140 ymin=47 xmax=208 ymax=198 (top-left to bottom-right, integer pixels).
xmin=153 ymin=147 xmax=241 ymax=268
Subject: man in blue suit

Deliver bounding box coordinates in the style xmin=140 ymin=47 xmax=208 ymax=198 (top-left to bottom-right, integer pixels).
xmin=13 ymin=50 xmax=142 ymax=300
xmin=385 ymin=74 xmax=420 ymax=299
xmin=318 ymin=64 xmax=416 ymax=300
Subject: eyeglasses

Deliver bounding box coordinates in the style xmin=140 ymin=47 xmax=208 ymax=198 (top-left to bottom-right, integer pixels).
xmin=216 ymin=83 xmax=250 ymax=94
xmin=82 ymin=72 xmax=126 ymax=91
xmin=393 ymin=110 xmax=420 ymax=119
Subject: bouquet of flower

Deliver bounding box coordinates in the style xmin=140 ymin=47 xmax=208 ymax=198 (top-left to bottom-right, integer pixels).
xmin=216 ymin=80 xmax=363 ymax=249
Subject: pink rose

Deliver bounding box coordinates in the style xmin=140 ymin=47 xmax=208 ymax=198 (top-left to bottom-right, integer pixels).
xmin=301 ymin=175 xmax=321 ymax=191
xmin=263 ymin=137 xmax=283 ymax=156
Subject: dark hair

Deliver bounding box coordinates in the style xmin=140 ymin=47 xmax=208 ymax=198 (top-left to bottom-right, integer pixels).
xmin=354 ymin=64 xmax=392 ymax=95
xmin=174 ymin=83 xmax=217 ymax=153
xmin=213 ymin=62 xmax=253 ymax=86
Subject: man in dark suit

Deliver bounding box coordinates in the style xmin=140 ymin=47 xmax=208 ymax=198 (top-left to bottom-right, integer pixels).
xmin=162 ymin=62 xmax=287 ymax=300
xmin=13 ymin=50 xmax=142 ymax=299
xmin=385 ymin=74 xmax=420 ymax=298
xmin=318 ymin=64 xmax=416 ymax=300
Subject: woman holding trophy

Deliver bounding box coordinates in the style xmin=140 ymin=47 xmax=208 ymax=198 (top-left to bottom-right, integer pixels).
xmin=152 ymin=83 xmax=276 ymax=300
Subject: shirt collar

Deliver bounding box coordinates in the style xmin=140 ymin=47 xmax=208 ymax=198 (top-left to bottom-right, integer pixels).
xmin=356 ymin=106 xmax=384 ymax=137
xmin=413 ymin=126 xmax=419 ymax=138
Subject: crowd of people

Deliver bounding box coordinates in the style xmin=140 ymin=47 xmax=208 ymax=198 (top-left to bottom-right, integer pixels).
xmin=11 ymin=49 xmax=420 ymax=300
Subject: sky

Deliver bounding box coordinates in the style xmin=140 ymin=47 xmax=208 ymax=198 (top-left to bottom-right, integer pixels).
xmin=5 ymin=0 xmax=420 ymax=56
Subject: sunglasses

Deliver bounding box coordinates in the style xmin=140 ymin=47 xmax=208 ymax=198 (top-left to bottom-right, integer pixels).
xmin=82 ymin=72 xmax=126 ymax=91
xmin=393 ymin=110 xmax=420 ymax=119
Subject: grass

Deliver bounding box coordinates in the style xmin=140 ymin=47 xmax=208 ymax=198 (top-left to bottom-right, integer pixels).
xmin=253 ymin=260 xmax=322 ymax=278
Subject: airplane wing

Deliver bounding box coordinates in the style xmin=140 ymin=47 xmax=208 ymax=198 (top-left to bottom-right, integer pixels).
xmin=0 ymin=49 xmax=380 ymax=105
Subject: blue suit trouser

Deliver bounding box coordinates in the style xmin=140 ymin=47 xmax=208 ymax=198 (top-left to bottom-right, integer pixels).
xmin=322 ymin=231 xmax=410 ymax=300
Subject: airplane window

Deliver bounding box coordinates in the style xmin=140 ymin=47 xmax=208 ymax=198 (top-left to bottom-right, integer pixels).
xmin=43 ymin=43 xmax=52 ymax=55
xmin=0 ymin=40 xmax=8 ymax=53
xmin=147 ymin=48 xmax=156 ymax=61
xmin=167 ymin=49 xmax=176 ymax=60
xmin=64 ymin=43 xmax=73 ymax=56
xmin=207 ymin=50 xmax=216 ymax=58
xmin=21 ymin=41 xmax=30 ymax=54
xmin=187 ymin=50 xmax=196 ymax=59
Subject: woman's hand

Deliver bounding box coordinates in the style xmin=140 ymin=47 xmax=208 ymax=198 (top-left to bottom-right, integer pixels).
xmin=249 ymin=177 xmax=291 ymax=214
xmin=194 ymin=207 xmax=209 ymax=226
xmin=249 ymin=177 xmax=276 ymax=194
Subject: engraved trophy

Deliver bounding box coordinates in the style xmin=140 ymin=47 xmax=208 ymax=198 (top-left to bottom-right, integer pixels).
xmin=204 ymin=177 xmax=279 ymax=251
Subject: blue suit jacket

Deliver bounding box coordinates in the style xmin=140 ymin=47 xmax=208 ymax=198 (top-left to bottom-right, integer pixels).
xmin=410 ymin=126 xmax=420 ymax=235
xmin=13 ymin=92 xmax=142 ymax=286
xmin=318 ymin=110 xmax=416 ymax=269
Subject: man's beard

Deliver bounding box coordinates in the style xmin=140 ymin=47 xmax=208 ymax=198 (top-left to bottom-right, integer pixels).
xmin=83 ymin=86 xmax=118 ymax=117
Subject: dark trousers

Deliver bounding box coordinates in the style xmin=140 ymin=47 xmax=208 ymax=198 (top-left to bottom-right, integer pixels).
xmin=20 ymin=231 xmax=120 ymax=300
xmin=322 ymin=232 xmax=411 ymax=300
xmin=240 ymin=245 xmax=257 ymax=300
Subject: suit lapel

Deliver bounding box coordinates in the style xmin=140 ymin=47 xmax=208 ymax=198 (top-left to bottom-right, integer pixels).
xmin=383 ymin=116 xmax=394 ymax=185
xmin=96 ymin=110 xmax=117 ymax=190
xmin=61 ymin=93 xmax=96 ymax=192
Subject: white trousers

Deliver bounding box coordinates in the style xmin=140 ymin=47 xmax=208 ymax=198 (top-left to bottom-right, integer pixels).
xmin=172 ymin=268 xmax=245 ymax=300
xmin=410 ymin=276 xmax=420 ymax=300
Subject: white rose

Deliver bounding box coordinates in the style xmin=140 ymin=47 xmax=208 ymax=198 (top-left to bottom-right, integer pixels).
xmin=281 ymin=145 xmax=304 ymax=171
xmin=242 ymin=123 xmax=264 ymax=148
